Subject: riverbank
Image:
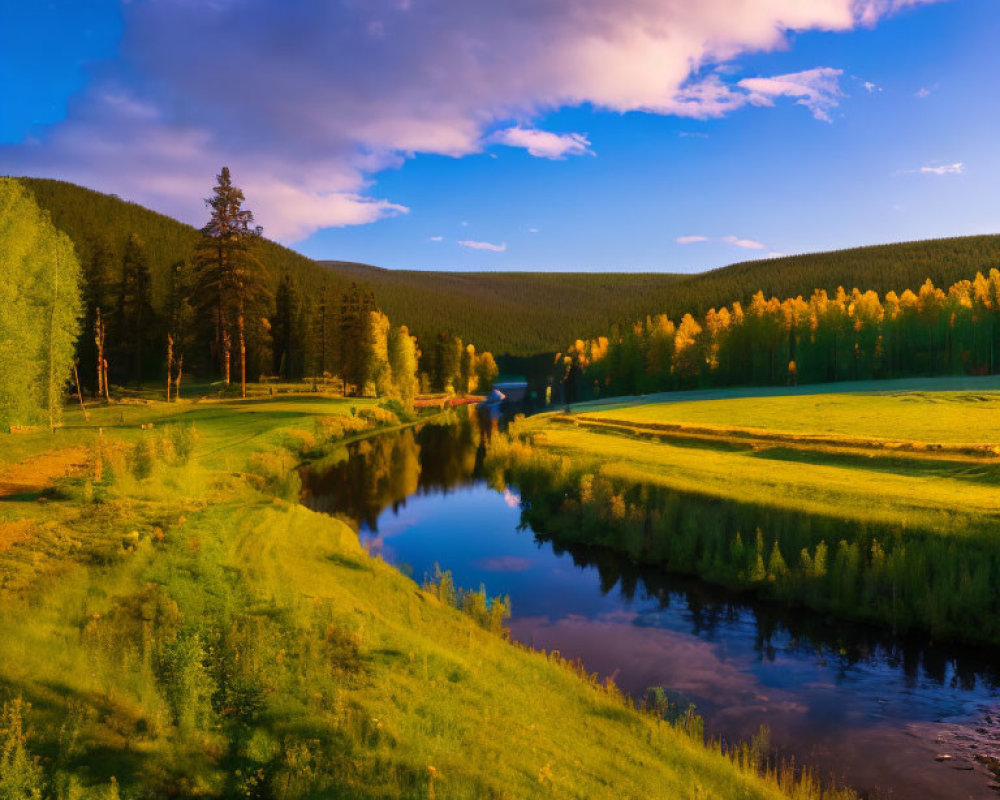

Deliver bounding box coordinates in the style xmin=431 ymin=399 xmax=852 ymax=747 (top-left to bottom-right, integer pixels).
xmin=0 ymin=397 xmax=838 ymax=799
xmin=488 ymin=380 xmax=1000 ymax=646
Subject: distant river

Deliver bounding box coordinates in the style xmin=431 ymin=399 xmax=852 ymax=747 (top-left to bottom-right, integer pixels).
xmin=300 ymin=409 xmax=1000 ymax=800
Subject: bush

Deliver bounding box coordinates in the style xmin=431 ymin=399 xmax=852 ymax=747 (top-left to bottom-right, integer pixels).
xmin=154 ymin=632 xmax=215 ymax=732
xmin=166 ymin=424 xmax=197 ymax=465
xmin=129 ymin=437 xmax=156 ymax=480
xmin=0 ymin=697 xmax=44 ymax=799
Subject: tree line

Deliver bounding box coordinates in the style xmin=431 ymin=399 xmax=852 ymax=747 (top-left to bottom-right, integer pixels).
xmin=562 ymin=273 xmax=1000 ymax=397
xmin=0 ymin=171 xmax=501 ymax=431
xmin=318 ymin=234 xmax=1000 ymax=358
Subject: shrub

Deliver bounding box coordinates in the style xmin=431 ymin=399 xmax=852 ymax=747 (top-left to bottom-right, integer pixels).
xmin=129 ymin=437 xmax=156 ymax=480
xmin=166 ymin=424 xmax=197 ymax=465
xmin=0 ymin=697 xmax=44 ymax=799
xmin=154 ymin=633 xmax=215 ymax=732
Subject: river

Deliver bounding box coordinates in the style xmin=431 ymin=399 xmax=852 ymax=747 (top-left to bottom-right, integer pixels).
xmin=300 ymin=410 xmax=1000 ymax=799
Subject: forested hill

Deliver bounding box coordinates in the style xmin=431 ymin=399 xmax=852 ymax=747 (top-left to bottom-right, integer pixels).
xmin=321 ymin=261 xmax=688 ymax=356
xmin=20 ymin=178 xmax=348 ymax=307
xmin=321 ymin=233 xmax=1000 ymax=356
xmin=20 ymin=178 xmax=1000 ymax=359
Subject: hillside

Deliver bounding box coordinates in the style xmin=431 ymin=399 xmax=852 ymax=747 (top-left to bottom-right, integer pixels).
xmin=321 ymin=234 xmax=1000 ymax=357
xmin=18 ymin=178 xmax=1000 ymax=360
xmin=20 ymin=178 xmax=350 ymax=308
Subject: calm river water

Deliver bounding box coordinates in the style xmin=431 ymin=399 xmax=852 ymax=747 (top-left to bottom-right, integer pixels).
xmin=300 ymin=411 xmax=1000 ymax=799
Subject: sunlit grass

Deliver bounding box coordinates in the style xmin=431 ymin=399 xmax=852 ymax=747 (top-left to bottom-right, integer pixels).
xmin=0 ymin=395 xmax=842 ymax=799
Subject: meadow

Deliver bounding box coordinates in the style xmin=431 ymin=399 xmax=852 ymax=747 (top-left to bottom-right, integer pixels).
xmin=487 ymin=378 xmax=1000 ymax=645
xmin=0 ymin=393 xmax=852 ymax=799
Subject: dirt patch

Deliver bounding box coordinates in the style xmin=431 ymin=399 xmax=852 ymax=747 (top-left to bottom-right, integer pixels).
xmin=0 ymin=520 xmax=36 ymax=552
xmin=0 ymin=447 xmax=89 ymax=498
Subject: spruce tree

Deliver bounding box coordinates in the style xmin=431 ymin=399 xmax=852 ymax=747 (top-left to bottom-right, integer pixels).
xmin=193 ymin=167 xmax=270 ymax=397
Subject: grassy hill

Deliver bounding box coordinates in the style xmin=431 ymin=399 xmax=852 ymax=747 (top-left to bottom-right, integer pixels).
xmin=320 ymin=234 xmax=1000 ymax=357
xmin=0 ymin=398 xmax=825 ymax=800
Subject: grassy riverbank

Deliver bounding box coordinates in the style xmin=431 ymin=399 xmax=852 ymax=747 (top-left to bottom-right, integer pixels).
xmin=0 ymin=396 xmax=841 ymax=799
xmin=490 ymin=378 xmax=1000 ymax=645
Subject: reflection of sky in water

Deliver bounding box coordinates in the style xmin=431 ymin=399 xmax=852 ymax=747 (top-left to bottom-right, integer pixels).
xmin=358 ymin=482 xmax=1000 ymax=799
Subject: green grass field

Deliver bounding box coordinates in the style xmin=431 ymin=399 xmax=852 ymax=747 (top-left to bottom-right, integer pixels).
xmin=0 ymin=395 xmax=839 ymax=799
xmin=575 ymin=375 xmax=1000 ymax=446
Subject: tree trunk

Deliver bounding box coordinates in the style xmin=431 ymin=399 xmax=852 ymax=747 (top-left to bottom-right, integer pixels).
xmin=166 ymin=333 xmax=174 ymax=402
xmin=94 ymin=308 xmax=104 ymax=400
xmin=238 ymin=311 xmax=247 ymax=399
xmin=223 ymin=331 xmax=232 ymax=385
xmin=73 ymin=361 xmax=89 ymax=421
xmin=48 ymin=246 xmax=60 ymax=433
xmin=175 ymin=355 xmax=183 ymax=401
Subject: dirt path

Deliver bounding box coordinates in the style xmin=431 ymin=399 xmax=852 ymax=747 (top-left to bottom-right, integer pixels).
xmin=0 ymin=446 xmax=89 ymax=499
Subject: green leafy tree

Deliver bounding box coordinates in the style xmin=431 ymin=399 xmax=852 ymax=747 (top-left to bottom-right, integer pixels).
xmin=0 ymin=178 xmax=81 ymax=431
xmin=388 ymin=324 xmax=419 ymax=409
xmin=475 ymin=351 xmax=499 ymax=394
xmin=363 ymin=310 xmax=393 ymax=398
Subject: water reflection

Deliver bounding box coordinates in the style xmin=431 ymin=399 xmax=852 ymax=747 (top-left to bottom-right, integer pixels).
xmin=300 ymin=412 xmax=1000 ymax=799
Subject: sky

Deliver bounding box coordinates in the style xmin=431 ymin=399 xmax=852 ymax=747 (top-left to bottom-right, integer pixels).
xmin=1 ymin=0 xmax=996 ymax=272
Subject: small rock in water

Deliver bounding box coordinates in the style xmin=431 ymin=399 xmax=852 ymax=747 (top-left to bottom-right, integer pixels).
xmin=936 ymin=754 xmax=953 ymax=762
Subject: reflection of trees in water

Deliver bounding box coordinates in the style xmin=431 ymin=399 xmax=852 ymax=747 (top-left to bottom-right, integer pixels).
xmin=301 ymin=408 xmax=493 ymax=531
xmin=538 ymin=527 xmax=1000 ymax=692
xmin=304 ymin=415 xmax=1000 ymax=693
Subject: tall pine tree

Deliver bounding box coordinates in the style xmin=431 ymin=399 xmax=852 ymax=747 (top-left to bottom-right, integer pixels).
xmin=193 ymin=167 xmax=271 ymax=397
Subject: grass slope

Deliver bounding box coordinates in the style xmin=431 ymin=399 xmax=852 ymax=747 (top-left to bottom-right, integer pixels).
xmin=0 ymin=397 xmax=815 ymax=799
xmin=321 ymin=234 xmax=1000 ymax=357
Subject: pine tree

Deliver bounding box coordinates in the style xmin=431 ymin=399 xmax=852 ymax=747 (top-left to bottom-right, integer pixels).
xmin=193 ymin=167 xmax=271 ymax=397
xmin=166 ymin=259 xmax=196 ymax=400
xmin=117 ymin=233 xmax=156 ymax=386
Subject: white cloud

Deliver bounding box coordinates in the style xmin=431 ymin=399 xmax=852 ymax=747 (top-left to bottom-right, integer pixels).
xmin=429 ymin=235 xmax=444 ymax=242
xmin=765 ymin=251 xmax=787 ymax=259
xmin=0 ymin=0 xmax=947 ymax=241
xmin=528 ymin=227 xmax=539 ymax=234
xmin=739 ymin=67 xmax=844 ymax=122
xmin=492 ymin=127 xmax=593 ymax=159
xmin=459 ymin=239 xmax=507 ymax=252
xmin=916 ymin=84 xmax=938 ymax=98
xmin=722 ymin=235 xmax=767 ymax=250
xmin=920 ymin=162 xmax=964 ymax=175
xmin=677 ymin=235 xmax=709 ymax=244
xmin=863 ymin=80 xmax=881 ymax=93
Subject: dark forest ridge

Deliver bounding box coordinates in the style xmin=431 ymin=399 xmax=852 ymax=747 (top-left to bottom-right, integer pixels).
xmin=321 ymin=233 xmax=1000 ymax=356
xmin=19 ymin=176 xmax=1000 ymax=357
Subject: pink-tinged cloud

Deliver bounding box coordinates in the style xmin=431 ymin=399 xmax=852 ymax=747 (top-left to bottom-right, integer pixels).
xmin=920 ymin=162 xmax=964 ymax=175
xmin=0 ymin=0 xmax=948 ymax=242
xmin=739 ymin=67 xmax=844 ymax=122
xmin=677 ymin=235 xmax=710 ymax=244
xmin=722 ymin=235 xmax=767 ymax=250
xmin=459 ymin=239 xmax=507 ymax=252
xmin=492 ymin=127 xmax=593 ymax=159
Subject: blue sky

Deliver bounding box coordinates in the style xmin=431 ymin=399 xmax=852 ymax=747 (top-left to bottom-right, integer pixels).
xmin=1 ymin=0 xmax=995 ymax=272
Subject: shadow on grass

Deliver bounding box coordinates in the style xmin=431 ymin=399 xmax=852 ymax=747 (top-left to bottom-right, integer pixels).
xmin=747 ymin=445 xmax=1000 ymax=485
